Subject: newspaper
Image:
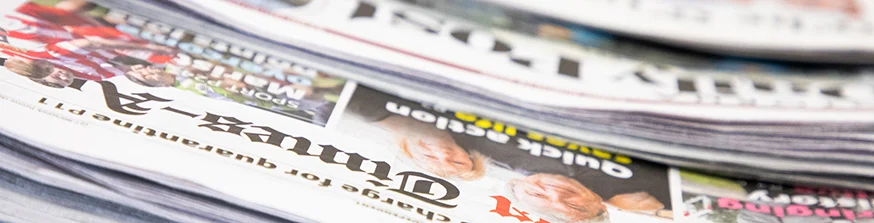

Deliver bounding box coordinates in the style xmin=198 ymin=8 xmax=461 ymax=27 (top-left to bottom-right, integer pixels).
xmin=677 ymin=170 xmax=874 ymax=223
xmin=0 ymin=131 xmax=306 ymax=223
xmin=148 ymin=0 xmax=874 ymax=189
xmin=0 ymin=169 xmax=169 ymax=223
xmin=5 ymin=0 xmax=872 ymax=188
xmin=398 ymin=0 xmax=874 ymax=75
xmin=2 ymin=1 xmax=874 ymax=222
xmin=0 ymin=0 xmax=681 ymax=222
xmin=164 ymin=0 xmax=874 ymax=124
xmin=0 ymin=139 xmax=196 ymax=223
xmin=476 ymin=0 xmax=874 ymax=64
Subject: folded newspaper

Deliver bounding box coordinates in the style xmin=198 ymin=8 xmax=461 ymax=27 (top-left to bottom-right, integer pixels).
xmin=0 ymin=0 xmax=872 ymax=223
xmin=149 ymin=0 xmax=874 ymax=189
xmin=400 ymin=0 xmax=873 ymax=75
xmin=421 ymin=0 xmax=874 ymax=64
xmin=0 ymin=0 xmax=675 ymax=222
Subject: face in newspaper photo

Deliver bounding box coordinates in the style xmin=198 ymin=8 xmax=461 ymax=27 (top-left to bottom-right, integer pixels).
xmin=0 ymin=0 xmax=348 ymax=127
xmin=337 ymin=86 xmax=675 ymax=223
xmin=680 ymin=170 xmax=874 ymax=223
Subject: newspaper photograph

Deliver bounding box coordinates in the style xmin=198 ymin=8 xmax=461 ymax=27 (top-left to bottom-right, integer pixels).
xmin=678 ymin=170 xmax=874 ymax=223
xmin=0 ymin=0 xmax=351 ymax=127
xmin=335 ymin=85 xmax=676 ymax=222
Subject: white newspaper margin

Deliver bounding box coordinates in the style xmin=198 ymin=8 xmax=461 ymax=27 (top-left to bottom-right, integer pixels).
xmin=668 ymin=168 xmax=685 ymax=221
xmin=324 ymin=81 xmax=359 ymax=130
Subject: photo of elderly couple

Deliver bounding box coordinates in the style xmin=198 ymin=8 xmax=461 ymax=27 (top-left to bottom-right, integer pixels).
xmin=337 ymin=86 xmax=674 ymax=223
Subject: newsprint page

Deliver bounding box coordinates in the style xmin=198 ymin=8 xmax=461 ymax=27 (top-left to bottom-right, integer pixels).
xmin=0 ymin=0 xmax=872 ymax=223
xmin=0 ymin=0 xmax=674 ymax=222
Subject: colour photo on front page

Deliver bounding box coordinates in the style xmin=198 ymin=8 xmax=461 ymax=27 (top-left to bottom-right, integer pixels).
xmin=679 ymin=170 xmax=874 ymax=223
xmin=335 ymin=85 xmax=675 ymax=223
xmin=0 ymin=0 xmax=349 ymax=127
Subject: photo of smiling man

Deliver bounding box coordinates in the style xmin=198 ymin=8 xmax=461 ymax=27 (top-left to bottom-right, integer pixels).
xmin=337 ymin=85 xmax=674 ymax=223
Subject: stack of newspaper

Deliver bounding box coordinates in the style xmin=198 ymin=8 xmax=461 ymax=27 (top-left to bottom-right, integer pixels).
xmin=0 ymin=0 xmax=871 ymax=222
xmin=164 ymin=0 xmax=874 ymax=187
